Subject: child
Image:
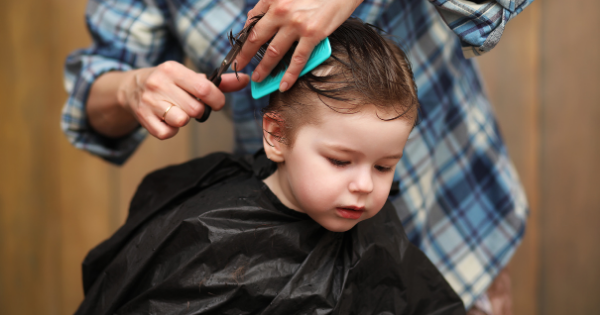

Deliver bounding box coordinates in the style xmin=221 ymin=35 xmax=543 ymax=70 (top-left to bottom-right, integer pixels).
xmin=75 ymin=18 xmax=465 ymax=315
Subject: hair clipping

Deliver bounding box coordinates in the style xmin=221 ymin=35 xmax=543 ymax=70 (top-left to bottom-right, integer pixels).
xmin=251 ymin=37 xmax=332 ymax=99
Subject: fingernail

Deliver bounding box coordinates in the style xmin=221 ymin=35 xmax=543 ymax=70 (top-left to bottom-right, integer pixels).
xmin=279 ymin=82 xmax=289 ymax=92
xmin=252 ymin=71 xmax=260 ymax=82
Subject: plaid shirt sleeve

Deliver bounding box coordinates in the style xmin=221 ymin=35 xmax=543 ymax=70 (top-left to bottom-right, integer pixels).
xmin=429 ymin=0 xmax=534 ymax=58
xmin=62 ymin=0 xmax=182 ymax=165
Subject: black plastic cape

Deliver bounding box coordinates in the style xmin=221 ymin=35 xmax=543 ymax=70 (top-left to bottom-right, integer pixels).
xmin=75 ymin=151 xmax=465 ymax=315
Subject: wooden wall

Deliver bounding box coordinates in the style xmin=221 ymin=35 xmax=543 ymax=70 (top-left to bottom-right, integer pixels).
xmin=478 ymin=0 xmax=600 ymax=313
xmin=0 ymin=0 xmax=598 ymax=314
xmin=477 ymin=2 xmax=541 ymax=313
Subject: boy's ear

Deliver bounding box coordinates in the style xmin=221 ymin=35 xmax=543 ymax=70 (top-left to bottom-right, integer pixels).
xmin=262 ymin=113 xmax=286 ymax=163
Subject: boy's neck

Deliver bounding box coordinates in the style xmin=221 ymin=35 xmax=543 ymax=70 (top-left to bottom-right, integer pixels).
xmin=263 ymin=169 xmax=304 ymax=213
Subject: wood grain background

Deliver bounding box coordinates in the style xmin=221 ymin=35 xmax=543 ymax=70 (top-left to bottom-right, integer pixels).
xmin=0 ymin=0 xmax=598 ymax=314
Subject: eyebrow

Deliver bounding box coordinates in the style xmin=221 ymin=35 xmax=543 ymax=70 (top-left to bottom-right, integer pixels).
xmin=324 ymin=144 xmax=403 ymax=160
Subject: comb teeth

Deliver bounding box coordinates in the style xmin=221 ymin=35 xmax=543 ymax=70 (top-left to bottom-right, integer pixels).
xmin=251 ymin=37 xmax=332 ymax=99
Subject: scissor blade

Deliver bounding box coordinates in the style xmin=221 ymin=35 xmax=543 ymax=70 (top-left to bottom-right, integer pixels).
xmin=218 ymin=30 xmax=250 ymax=75
xmin=197 ymin=27 xmax=251 ymax=123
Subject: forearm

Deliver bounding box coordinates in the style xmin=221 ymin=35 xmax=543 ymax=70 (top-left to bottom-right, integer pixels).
xmin=87 ymin=70 xmax=143 ymax=138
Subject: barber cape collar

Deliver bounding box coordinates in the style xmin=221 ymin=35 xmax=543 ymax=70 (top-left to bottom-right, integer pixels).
xmin=251 ymin=37 xmax=332 ymax=99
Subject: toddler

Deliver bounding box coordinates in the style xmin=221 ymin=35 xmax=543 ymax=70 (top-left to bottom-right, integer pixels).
xmin=75 ymin=18 xmax=465 ymax=315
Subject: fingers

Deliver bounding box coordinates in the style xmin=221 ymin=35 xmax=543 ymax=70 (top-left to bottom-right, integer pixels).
xmin=233 ymin=0 xmax=362 ymax=92
xmin=235 ymin=1 xmax=329 ymax=89
xmin=165 ymin=64 xmax=227 ymax=112
xmin=278 ymin=36 xmax=320 ymax=91
xmin=138 ymin=105 xmax=179 ymax=140
xmin=161 ymin=102 xmax=190 ymax=128
xmin=244 ymin=0 xmax=270 ymax=27
xmin=129 ymin=61 xmax=250 ymax=141
xmin=173 ymin=73 xmax=250 ymax=120
xmin=219 ymin=73 xmax=250 ymax=92
xmin=235 ymin=9 xmax=280 ymax=72
xmin=166 ymin=84 xmax=207 ymax=120
xmin=250 ymin=30 xmax=298 ymax=83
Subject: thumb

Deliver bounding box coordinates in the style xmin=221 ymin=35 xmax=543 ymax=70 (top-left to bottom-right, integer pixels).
xmin=218 ymin=73 xmax=250 ymax=92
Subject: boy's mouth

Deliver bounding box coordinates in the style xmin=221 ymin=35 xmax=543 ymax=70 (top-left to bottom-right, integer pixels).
xmin=336 ymin=206 xmax=365 ymax=220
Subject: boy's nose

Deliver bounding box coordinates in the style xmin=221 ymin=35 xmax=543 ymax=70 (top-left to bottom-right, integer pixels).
xmin=348 ymin=168 xmax=374 ymax=194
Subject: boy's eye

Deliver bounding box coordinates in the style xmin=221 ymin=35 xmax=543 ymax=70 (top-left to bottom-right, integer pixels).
xmin=375 ymin=165 xmax=393 ymax=173
xmin=328 ymin=158 xmax=350 ymax=167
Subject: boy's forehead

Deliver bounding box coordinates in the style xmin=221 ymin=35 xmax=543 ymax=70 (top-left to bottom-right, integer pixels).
xmin=297 ymin=104 xmax=411 ymax=156
xmin=306 ymin=97 xmax=410 ymax=122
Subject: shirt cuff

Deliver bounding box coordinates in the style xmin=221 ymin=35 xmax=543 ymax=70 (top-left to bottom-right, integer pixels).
xmin=62 ymin=52 xmax=146 ymax=165
xmin=431 ymin=0 xmax=534 ymax=58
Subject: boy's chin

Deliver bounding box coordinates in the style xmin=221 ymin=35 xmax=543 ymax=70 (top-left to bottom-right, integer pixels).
xmin=318 ymin=220 xmax=360 ymax=233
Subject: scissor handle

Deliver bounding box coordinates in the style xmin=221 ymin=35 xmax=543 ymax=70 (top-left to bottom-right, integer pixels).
xmin=208 ymin=68 xmax=223 ymax=86
xmin=195 ymin=68 xmax=222 ymax=123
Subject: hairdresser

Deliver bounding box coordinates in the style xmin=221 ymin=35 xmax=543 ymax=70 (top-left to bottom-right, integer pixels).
xmin=63 ymin=0 xmax=533 ymax=313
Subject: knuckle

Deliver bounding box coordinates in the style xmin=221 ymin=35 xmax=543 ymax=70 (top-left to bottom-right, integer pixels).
xmin=247 ymin=6 xmax=260 ymax=18
xmin=140 ymin=92 xmax=154 ymax=105
xmin=195 ymin=82 xmax=211 ymax=97
xmin=291 ymin=53 xmax=307 ymax=66
xmin=173 ymin=115 xmax=189 ymax=127
xmin=254 ymin=64 xmax=267 ymax=76
xmin=247 ymin=28 xmax=259 ymax=43
xmin=290 ymin=11 xmax=305 ymax=27
xmin=302 ymin=22 xmax=322 ymax=38
xmin=159 ymin=61 xmax=178 ymax=74
xmin=266 ymin=44 xmax=280 ymax=57
xmin=144 ymin=75 xmax=161 ymax=91
xmin=286 ymin=67 xmax=300 ymax=77
xmin=273 ymin=4 xmax=290 ymax=17
xmin=285 ymin=67 xmax=301 ymax=79
xmin=155 ymin=129 xmax=172 ymax=140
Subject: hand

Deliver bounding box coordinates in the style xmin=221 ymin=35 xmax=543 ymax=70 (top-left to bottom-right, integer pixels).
xmin=117 ymin=61 xmax=249 ymax=140
xmin=234 ymin=0 xmax=362 ymax=92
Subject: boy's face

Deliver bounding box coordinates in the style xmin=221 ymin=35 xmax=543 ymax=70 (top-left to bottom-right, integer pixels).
xmin=263 ymin=103 xmax=413 ymax=232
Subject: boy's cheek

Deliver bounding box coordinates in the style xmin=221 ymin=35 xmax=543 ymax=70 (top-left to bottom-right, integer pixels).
xmin=370 ymin=186 xmax=392 ymax=213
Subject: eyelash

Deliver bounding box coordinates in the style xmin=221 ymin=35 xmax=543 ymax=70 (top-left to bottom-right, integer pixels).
xmin=328 ymin=158 xmax=350 ymax=167
xmin=375 ymin=165 xmax=393 ymax=173
xmin=327 ymin=158 xmax=393 ymax=173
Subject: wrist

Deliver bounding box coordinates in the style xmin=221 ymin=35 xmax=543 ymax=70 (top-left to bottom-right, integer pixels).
xmin=116 ymin=69 xmax=141 ymax=113
xmin=88 ymin=69 xmax=141 ymax=137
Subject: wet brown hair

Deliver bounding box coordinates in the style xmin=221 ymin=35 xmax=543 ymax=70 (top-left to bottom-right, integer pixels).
xmin=235 ymin=16 xmax=419 ymax=145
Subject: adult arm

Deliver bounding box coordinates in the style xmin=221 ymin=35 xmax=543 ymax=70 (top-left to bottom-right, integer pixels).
xmin=62 ymin=0 xmax=248 ymax=164
xmin=429 ymin=0 xmax=535 ymax=58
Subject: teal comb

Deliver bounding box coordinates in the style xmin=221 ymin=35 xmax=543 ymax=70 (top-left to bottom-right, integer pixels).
xmin=251 ymin=37 xmax=332 ymax=99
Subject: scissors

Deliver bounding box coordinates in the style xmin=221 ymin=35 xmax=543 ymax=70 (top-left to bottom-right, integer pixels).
xmin=196 ymin=27 xmax=252 ymax=122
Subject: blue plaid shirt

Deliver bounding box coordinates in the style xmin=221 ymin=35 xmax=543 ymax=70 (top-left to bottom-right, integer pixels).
xmin=63 ymin=0 xmax=533 ymax=308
